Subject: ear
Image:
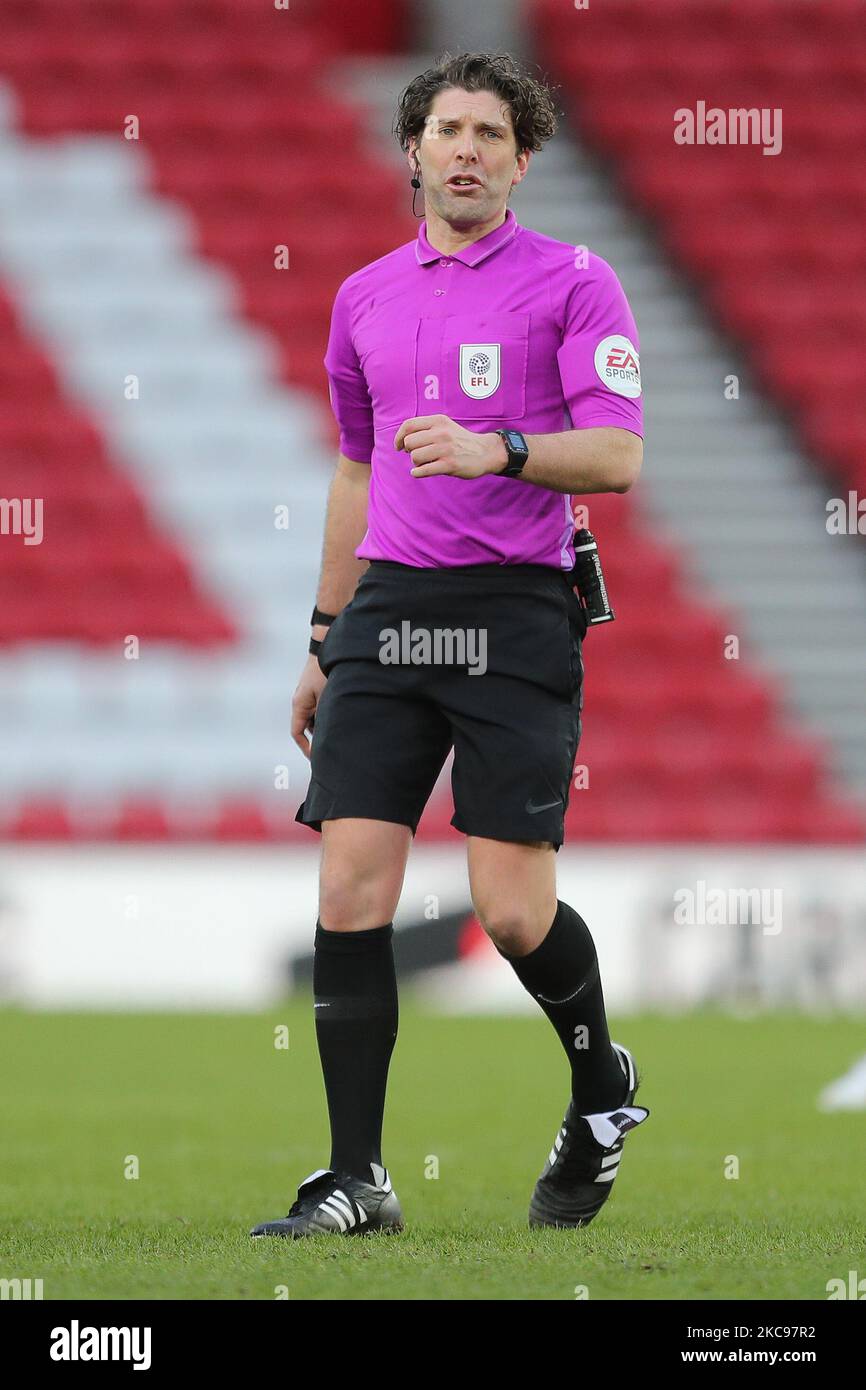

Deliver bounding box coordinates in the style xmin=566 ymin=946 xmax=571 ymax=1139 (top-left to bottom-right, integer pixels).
xmin=407 ymin=136 xmax=419 ymax=174
xmin=511 ymin=148 xmax=532 ymax=189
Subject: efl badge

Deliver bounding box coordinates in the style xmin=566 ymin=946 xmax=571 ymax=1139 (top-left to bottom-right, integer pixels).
xmin=459 ymin=343 xmax=501 ymax=398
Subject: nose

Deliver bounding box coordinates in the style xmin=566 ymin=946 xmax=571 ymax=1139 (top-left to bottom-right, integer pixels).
xmin=455 ymin=134 xmax=479 ymax=162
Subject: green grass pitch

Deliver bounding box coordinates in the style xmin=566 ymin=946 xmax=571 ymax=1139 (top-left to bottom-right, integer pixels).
xmin=1 ymin=1004 xmax=863 ymax=1300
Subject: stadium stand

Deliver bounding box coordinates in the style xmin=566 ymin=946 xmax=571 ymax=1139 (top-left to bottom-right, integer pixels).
xmin=0 ymin=0 xmax=863 ymax=842
xmin=533 ymin=0 xmax=866 ymax=496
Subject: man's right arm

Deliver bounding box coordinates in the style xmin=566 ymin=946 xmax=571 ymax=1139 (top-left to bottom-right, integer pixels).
xmin=292 ymin=452 xmax=370 ymax=758
xmin=310 ymin=452 xmax=371 ymax=641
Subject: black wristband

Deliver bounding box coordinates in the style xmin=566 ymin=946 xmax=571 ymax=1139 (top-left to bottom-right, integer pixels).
xmin=311 ymin=605 xmax=336 ymax=627
xmin=309 ymin=637 xmax=323 ymax=655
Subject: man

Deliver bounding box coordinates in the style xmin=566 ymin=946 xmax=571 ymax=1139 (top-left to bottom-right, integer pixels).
xmin=251 ymin=52 xmax=649 ymax=1240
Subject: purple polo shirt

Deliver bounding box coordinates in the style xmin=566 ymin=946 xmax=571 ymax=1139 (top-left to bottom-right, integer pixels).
xmin=324 ymin=208 xmax=642 ymax=569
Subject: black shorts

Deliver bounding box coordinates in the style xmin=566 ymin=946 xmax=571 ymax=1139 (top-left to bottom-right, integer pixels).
xmin=295 ymin=560 xmax=587 ymax=850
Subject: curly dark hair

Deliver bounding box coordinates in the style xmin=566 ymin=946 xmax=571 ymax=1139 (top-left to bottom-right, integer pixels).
xmin=393 ymin=51 xmax=559 ymax=158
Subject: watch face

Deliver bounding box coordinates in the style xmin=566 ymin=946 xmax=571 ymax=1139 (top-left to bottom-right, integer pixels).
xmin=497 ymin=430 xmax=527 ymax=475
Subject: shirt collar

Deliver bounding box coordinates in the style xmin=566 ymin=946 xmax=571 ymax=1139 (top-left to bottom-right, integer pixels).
xmin=415 ymin=207 xmax=519 ymax=267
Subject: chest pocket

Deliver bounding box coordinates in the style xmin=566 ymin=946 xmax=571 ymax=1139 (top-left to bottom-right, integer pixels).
xmin=440 ymin=311 xmax=530 ymax=421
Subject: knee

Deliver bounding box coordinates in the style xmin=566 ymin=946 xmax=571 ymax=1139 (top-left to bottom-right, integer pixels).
xmin=475 ymin=904 xmax=547 ymax=957
xmin=319 ymin=865 xmax=397 ymax=932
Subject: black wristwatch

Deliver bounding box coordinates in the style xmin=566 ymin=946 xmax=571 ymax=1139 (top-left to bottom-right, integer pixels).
xmin=496 ymin=429 xmax=529 ymax=477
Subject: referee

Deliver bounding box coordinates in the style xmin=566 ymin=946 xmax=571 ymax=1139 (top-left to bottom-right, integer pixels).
xmin=251 ymin=52 xmax=649 ymax=1239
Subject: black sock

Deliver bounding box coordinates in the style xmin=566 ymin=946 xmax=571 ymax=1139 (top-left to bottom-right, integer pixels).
xmin=313 ymin=919 xmax=398 ymax=1180
xmin=498 ymin=899 xmax=626 ymax=1114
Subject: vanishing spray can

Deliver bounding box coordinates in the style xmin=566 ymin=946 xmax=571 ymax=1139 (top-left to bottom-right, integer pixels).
xmin=571 ymin=528 xmax=615 ymax=625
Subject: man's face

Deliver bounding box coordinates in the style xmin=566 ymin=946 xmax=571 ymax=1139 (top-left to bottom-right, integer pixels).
xmin=408 ymin=86 xmax=530 ymax=226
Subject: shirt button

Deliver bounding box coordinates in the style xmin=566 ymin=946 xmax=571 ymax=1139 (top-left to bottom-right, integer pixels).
xmin=434 ymin=288 xmax=445 ymax=296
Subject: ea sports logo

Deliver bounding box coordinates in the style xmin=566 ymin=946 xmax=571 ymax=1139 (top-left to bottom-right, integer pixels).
xmin=594 ymin=335 xmax=641 ymax=398
xmin=459 ymin=342 xmax=501 ymax=398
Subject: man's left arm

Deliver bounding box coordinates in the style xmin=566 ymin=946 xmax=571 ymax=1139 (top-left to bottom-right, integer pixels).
xmin=489 ymin=424 xmax=642 ymax=494
xmin=396 ymin=252 xmax=643 ymax=495
xmin=394 ymin=417 xmax=642 ymax=494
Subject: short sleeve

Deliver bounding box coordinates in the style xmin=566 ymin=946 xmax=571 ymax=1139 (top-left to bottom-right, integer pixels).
xmin=555 ymin=255 xmax=643 ymax=436
xmin=323 ymin=279 xmax=374 ymax=463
